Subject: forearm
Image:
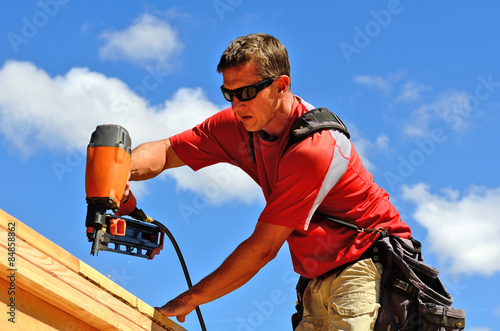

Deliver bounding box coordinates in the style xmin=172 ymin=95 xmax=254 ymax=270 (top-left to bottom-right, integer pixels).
xmin=157 ymin=222 xmax=294 ymax=322
xmin=130 ymin=138 xmax=184 ymax=181
xmin=188 ymin=237 xmax=274 ymax=305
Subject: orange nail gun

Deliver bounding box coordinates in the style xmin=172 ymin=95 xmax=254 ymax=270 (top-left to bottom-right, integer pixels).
xmin=84 ymin=124 xmax=164 ymax=259
xmin=84 ymin=124 xmax=207 ymax=330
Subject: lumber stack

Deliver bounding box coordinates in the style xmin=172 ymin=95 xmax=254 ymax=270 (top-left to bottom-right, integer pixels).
xmin=0 ymin=208 xmax=186 ymax=331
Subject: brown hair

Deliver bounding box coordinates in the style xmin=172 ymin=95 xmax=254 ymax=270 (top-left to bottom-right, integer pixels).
xmin=217 ymin=33 xmax=291 ymax=86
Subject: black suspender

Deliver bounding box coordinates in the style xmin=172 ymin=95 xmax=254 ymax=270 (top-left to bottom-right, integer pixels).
xmin=248 ymin=107 xmax=349 ymax=162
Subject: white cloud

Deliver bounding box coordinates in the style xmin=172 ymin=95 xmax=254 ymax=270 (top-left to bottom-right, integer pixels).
xmin=397 ymin=81 xmax=431 ymax=103
xmin=403 ymin=90 xmax=472 ymax=138
xmin=402 ymin=183 xmax=500 ymax=276
xmin=168 ymin=164 xmax=263 ymax=206
xmin=353 ymin=73 xmax=476 ymax=138
xmin=99 ymin=13 xmax=183 ymax=68
xmin=0 ymin=60 xmax=209 ymax=154
xmin=353 ymin=75 xmax=392 ymax=92
xmin=0 ymin=60 xmax=261 ymax=205
xmin=353 ymin=71 xmax=406 ymax=93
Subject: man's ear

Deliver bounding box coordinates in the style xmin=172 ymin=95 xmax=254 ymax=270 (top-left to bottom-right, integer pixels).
xmin=275 ymin=75 xmax=290 ymax=94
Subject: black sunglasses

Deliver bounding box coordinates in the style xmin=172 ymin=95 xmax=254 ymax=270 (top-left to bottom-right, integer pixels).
xmin=220 ymin=78 xmax=275 ymax=102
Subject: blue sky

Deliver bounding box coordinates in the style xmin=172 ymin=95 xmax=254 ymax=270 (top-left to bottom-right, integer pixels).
xmin=1 ymin=1 xmax=499 ymax=330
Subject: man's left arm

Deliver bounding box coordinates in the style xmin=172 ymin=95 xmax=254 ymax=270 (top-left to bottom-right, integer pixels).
xmin=156 ymin=221 xmax=294 ymax=323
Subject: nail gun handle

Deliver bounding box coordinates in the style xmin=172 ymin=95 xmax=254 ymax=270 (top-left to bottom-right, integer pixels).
xmin=114 ymin=191 xmax=137 ymax=217
xmin=114 ymin=191 xmax=152 ymax=223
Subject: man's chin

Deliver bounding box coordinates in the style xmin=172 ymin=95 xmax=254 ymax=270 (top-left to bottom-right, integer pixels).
xmin=240 ymin=120 xmax=258 ymax=132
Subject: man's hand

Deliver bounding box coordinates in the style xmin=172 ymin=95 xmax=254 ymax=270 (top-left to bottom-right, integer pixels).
xmin=155 ymin=292 xmax=197 ymax=323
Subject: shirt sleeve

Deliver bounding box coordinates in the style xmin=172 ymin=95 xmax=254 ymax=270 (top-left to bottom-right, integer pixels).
xmin=170 ymin=108 xmax=254 ymax=172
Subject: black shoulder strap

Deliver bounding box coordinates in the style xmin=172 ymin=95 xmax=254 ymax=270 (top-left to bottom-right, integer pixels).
xmin=248 ymin=107 xmax=349 ymax=162
xmin=285 ymin=107 xmax=350 ymax=152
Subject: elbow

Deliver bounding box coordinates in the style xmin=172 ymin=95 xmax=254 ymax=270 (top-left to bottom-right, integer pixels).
xmin=244 ymin=222 xmax=292 ymax=267
xmin=256 ymin=246 xmax=280 ymax=266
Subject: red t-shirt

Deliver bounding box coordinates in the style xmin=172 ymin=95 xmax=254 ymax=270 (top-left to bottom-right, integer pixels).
xmin=170 ymin=96 xmax=411 ymax=278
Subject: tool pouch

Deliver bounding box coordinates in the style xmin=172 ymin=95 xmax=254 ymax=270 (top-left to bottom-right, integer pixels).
xmin=365 ymin=235 xmax=466 ymax=330
xmin=291 ymin=275 xmax=310 ymax=330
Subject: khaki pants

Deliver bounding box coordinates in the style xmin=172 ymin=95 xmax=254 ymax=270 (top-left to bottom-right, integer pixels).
xmin=296 ymin=258 xmax=383 ymax=331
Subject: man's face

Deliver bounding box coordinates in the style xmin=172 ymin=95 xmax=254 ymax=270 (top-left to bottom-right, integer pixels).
xmin=222 ymin=61 xmax=279 ymax=133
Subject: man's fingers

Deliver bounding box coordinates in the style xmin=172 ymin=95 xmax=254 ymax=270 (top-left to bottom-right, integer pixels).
xmin=155 ymin=303 xmax=189 ymax=323
xmin=154 ymin=293 xmax=196 ymax=323
xmin=154 ymin=305 xmax=171 ymax=317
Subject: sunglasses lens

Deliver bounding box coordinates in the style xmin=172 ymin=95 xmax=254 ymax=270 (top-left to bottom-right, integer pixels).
xmin=240 ymin=87 xmax=256 ymax=101
xmin=221 ymin=86 xmax=233 ymax=102
xmin=223 ymin=91 xmax=233 ymax=102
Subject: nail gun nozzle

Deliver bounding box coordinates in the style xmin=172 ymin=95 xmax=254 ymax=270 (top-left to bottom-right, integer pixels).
xmin=90 ymin=228 xmax=104 ymax=256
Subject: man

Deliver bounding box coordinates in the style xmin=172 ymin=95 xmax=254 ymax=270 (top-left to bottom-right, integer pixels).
xmin=130 ymin=33 xmax=411 ymax=330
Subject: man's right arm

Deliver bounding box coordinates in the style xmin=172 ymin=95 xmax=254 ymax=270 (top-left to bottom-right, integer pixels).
xmin=130 ymin=138 xmax=185 ymax=181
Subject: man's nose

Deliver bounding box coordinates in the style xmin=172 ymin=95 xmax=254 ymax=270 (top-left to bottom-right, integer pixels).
xmin=231 ymin=99 xmax=246 ymax=112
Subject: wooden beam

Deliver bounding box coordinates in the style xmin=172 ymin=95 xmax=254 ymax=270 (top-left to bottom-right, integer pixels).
xmin=79 ymin=260 xmax=139 ymax=310
xmin=0 ymin=278 xmax=99 ymax=331
xmin=0 ymin=208 xmax=80 ymax=274
xmin=0 ymin=209 xmax=186 ymax=331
